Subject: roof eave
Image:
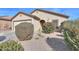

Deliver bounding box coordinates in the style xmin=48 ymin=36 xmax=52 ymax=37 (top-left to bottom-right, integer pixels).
xmin=31 ymin=9 xmax=69 ymax=18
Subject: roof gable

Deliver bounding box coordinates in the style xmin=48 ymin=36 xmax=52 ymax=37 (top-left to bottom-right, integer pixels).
xmin=31 ymin=9 xmax=69 ymax=18
xmin=11 ymin=12 xmax=40 ymax=21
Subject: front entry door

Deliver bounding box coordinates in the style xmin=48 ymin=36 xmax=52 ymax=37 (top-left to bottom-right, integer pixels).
xmin=52 ymin=20 xmax=58 ymax=31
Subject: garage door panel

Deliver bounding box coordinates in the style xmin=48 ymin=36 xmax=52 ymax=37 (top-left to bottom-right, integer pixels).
xmin=13 ymin=20 xmax=32 ymax=31
xmin=15 ymin=22 xmax=34 ymax=41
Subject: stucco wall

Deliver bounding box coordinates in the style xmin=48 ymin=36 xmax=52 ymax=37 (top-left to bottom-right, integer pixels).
xmin=0 ymin=20 xmax=11 ymax=30
xmin=32 ymin=19 xmax=42 ymax=33
xmin=12 ymin=14 xmax=33 ymax=21
xmin=31 ymin=10 xmax=68 ymax=26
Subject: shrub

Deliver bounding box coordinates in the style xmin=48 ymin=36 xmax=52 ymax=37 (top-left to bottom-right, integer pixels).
xmin=60 ymin=21 xmax=73 ymax=31
xmin=42 ymin=22 xmax=54 ymax=33
xmin=64 ymin=31 xmax=79 ymax=50
xmin=62 ymin=20 xmax=79 ymax=50
xmin=0 ymin=40 xmax=24 ymax=51
xmin=15 ymin=22 xmax=34 ymax=41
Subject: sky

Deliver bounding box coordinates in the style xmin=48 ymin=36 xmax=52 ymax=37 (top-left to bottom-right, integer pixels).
xmin=0 ymin=8 xmax=79 ymax=20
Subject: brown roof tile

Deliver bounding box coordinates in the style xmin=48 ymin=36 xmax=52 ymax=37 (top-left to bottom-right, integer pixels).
xmin=31 ymin=9 xmax=69 ymax=18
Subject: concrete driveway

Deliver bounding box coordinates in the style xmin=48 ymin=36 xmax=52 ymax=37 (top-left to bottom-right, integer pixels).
xmin=20 ymin=32 xmax=70 ymax=51
xmin=0 ymin=31 xmax=70 ymax=51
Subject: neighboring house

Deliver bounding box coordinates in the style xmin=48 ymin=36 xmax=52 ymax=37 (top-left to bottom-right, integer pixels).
xmin=0 ymin=16 xmax=12 ymax=31
xmin=11 ymin=12 xmax=42 ymax=33
xmin=31 ymin=9 xmax=69 ymax=27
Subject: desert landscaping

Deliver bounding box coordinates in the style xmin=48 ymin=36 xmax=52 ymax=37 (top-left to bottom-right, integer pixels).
xmin=0 ymin=30 xmax=70 ymax=51
xmin=0 ymin=9 xmax=79 ymax=51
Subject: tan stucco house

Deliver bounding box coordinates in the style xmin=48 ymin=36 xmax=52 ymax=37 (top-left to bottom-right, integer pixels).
xmin=0 ymin=9 xmax=69 ymax=32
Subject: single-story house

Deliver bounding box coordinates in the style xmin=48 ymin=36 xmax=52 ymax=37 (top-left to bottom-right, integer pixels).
xmin=0 ymin=9 xmax=69 ymax=32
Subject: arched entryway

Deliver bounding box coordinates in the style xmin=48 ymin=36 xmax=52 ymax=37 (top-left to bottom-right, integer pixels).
xmin=40 ymin=20 xmax=45 ymax=25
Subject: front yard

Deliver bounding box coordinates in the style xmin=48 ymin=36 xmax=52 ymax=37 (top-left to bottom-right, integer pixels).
xmin=0 ymin=21 xmax=71 ymax=51
xmin=20 ymin=32 xmax=70 ymax=51
xmin=1 ymin=20 xmax=79 ymax=51
xmin=9 ymin=31 xmax=71 ymax=51
xmin=0 ymin=31 xmax=70 ymax=51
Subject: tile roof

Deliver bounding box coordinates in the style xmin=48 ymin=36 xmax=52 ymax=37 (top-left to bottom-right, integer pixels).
xmin=31 ymin=9 xmax=69 ymax=18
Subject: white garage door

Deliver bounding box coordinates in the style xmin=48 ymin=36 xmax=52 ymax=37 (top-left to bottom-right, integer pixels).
xmin=13 ymin=20 xmax=32 ymax=31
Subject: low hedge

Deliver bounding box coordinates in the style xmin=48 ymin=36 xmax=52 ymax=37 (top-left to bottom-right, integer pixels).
xmin=0 ymin=40 xmax=24 ymax=51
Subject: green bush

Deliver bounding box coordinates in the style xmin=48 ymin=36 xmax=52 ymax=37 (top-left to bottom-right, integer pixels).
xmin=0 ymin=40 xmax=24 ymax=51
xmin=60 ymin=21 xmax=73 ymax=31
xmin=42 ymin=22 xmax=54 ymax=33
xmin=64 ymin=31 xmax=79 ymax=50
xmin=15 ymin=22 xmax=34 ymax=41
xmin=62 ymin=20 xmax=79 ymax=50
